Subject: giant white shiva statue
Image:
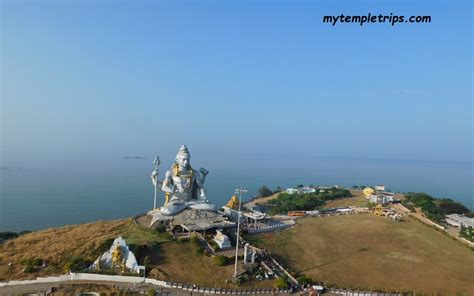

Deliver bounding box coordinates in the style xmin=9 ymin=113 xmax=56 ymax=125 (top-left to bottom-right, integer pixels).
xmin=151 ymin=145 xmax=216 ymax=215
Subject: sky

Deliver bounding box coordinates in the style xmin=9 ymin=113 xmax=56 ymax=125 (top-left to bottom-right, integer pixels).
xmin=1 ymin=0 xmax=473 ymax=163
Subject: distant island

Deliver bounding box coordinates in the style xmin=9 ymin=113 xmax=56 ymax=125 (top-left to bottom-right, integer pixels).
xmin=121 ymin=156 xmax=148 ymax=160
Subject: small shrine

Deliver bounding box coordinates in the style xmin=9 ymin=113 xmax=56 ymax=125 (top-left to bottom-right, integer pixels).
xmin=213 ymin=229 xmax=232 ymax=249
xmin=90 ymin=237 xmax=144 ymax=274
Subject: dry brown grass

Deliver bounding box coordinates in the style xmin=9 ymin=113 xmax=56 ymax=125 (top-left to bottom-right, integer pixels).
xmin=323 ymin=191 xmax=405 ymax=209
xmin=0 ymin=219 xmax=273 ymax=288
xmin=50 ymin=283 xmax=139 ymax=295
xmin=0 ymin=220 xmax=128 ymax=280
xmin=148 ymin=241 xmax=274 ymax=288
xmin=252 ymin=214 xmax=474 ymax=295
xmin=244 ymin=192 xmax=281 ymax=208
xmin=323 ymin=190 xmax=368 ymax=208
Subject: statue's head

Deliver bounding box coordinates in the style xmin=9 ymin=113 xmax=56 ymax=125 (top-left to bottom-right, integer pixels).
xmin=175 ymin=145 xmax=191 ymax=168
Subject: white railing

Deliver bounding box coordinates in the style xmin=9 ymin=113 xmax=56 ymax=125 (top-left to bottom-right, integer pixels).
xmin=0 ymin=273 xmax=291 ymax=294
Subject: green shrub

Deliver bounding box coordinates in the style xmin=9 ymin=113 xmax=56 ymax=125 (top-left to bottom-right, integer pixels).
xmin=155 ymin=224 xmax=166 ymax=233
xmin=213 ymin=255 xmax=228 ymax=266
xmin=94 ymin=238 xmax=114 ymax=256
xmin=240 ymin=274 xmax=249 ymax=283
xmin=190 ymin=236 xmax=200 ymax=245
xmin=297 ymin=274 xmax=312 ymax=286
xmin=20 ymin=258 xmax=33 ymax=266
xmin=63 ymin=262 xmax=73 ymax=273
xmin=142 ymin=255 xmax=151 ymax=266
xmin=147 ymin=288 xmax=156 ymax=296
xmin=274 ymin=277 xmax=289 ymax=289
xmin=63 ymin=256 xmax=90 ymax=272
xmin=196 ymin=245 xmax=204 ymax=254
xmin=269 ymin=188 xmax=351 ymax=214
xmin=32 ymin=258 xmax=43 ymax=266
xmin=178 ymin=237 xmax=189 ymax=243
xmin=0 ymin=232 xmax=19 ymax=243
xmin=160 ymin=232 xmax=173 ymax=241
xmin=257 ymin=185 xmax=273 ymax=198
xmin=404 ymin=192 xmax=473 ymax=224
xmin=24 ymin=265 xmax=36 ymax=273
xmin=209 ymin=240 xmax=220 ymax=252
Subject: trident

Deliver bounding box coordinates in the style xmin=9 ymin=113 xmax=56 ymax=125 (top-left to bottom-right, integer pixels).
xmin=152 ymin=155 xmax=160 ymax=210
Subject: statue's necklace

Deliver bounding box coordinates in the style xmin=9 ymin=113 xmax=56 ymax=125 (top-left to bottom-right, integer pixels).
xmin=172 ymin=163 xmax=194 ymax=189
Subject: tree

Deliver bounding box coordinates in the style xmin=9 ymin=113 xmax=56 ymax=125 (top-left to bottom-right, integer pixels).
xmin=438 ymin=199 xmax=470 ymax=215
xmin=257 ymin=185 xmax=272 ymax=198
xmin=274 ymin=277 xmax=289 ymax=289
xmin=24 ymin=265 xmax=36 ymax=273
xmin=32 ymin=258 xmax=43 ymax=266
xmin=0 ymin=232 xmax=19 ymax=243
xmin=213 ymin=255 xmax=228 ymax=266
xmin=297 ymin=274 xmax=313 ymax=286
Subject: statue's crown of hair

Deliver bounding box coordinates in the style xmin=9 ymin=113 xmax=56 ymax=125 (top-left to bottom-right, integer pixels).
xmin=176 ymin=144 xmax=190 ymax=158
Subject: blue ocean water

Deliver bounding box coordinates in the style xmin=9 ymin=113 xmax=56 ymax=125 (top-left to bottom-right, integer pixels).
xmin=1 ymin=152 xmax=472 ymax=232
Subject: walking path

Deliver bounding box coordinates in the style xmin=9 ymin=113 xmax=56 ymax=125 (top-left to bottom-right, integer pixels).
xmin=0 ymin=273 xmax=292 ymax=295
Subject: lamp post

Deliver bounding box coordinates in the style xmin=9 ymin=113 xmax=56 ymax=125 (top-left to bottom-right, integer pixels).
xmin=233 ymin=187 xmax=247 ymax=279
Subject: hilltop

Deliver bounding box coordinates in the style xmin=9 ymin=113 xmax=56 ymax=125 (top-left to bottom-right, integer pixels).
xmin=0 ymin=219 xmax=273 ymax=288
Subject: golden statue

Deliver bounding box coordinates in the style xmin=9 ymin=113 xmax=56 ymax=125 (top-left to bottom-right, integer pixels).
xmin=226 ymin=195 xmax=240 ymax=210
xmin=112 ymin=247 xmax=123 ymax=269
xmin=374 ymin=204 xmax=383 ymax=216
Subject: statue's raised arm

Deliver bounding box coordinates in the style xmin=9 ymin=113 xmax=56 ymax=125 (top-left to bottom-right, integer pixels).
xmin=196 ymin=168 xmax=209 ymax=201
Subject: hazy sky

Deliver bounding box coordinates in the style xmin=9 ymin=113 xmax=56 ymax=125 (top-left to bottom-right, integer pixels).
xmin=1 ymin=0 xmax=472 ymax=163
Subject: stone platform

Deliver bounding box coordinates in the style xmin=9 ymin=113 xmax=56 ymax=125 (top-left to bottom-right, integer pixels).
xmin=147 ymin=208 xmax=236 ymax=231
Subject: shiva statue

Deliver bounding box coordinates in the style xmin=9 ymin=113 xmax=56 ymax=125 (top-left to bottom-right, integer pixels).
xmin=151 ymin=145 xmax=216 ymax=215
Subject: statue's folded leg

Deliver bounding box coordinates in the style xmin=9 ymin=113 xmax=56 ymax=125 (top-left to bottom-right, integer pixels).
xmin=160 ymin=203 xmax=189 ymax=215
xmin=189 ymin=203 xmax=217 ymax=211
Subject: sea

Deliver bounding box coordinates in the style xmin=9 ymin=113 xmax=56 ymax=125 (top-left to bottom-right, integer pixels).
xmin=1 ymin=151 xmax=472 ymax=232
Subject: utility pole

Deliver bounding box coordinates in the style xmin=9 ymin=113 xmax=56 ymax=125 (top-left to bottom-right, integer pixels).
xmin=233 ymin=187 xmax=247 ymax=279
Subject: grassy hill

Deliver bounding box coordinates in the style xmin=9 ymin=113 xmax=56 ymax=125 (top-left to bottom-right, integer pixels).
xmin=0 ymin=219 xmax=164 ymax=281
xmin=0 ymin=219 xmax=273 ymax=288
xmin=247 ymin=214 xmax=474 ymax=295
